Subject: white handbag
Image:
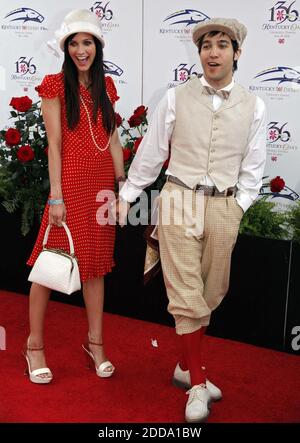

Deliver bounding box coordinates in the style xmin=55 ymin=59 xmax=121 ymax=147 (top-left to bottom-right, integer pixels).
xmin=28 ymin=222 xmax=81 ymax=295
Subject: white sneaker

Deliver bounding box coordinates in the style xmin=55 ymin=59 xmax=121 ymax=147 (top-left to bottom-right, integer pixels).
xmin=185 ymin=384 xmax=211 ymax=423
xmin=173 ymin=363 xmax=222 ymax=401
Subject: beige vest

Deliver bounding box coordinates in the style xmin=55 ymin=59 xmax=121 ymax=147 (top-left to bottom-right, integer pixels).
xmin=168 ymin=76 xmax=256 ymax=191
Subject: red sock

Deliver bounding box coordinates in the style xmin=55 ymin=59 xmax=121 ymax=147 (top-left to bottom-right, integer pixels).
xmin=181 ymin=327 xmax=207 ymax=386
xmin=179 ymin=343 xmax=188 ymax=371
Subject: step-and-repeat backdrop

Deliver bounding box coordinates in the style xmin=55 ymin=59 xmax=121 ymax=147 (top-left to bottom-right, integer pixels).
xmin=0 ymin=0 xmax=299 ymax=208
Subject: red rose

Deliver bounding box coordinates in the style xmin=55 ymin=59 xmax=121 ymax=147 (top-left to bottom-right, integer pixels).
xmin=133 ymin=105 xmax=148 ymax=118
xmin=133 ymin=137 xmax=143 ymax=153
xmin=270 ymin=176 xmax=285 ymax=193
xmin=17 ymin=145 xmax=34 ymax=163
xmin=123 ymin=147 xmax=132 ymax=162
xmin=5 ymin=128 xmax=21 ymax=146
xmin=44 ymin=146 xmax=49 ymax=156
xmin=127 ymin=105 xmax=148 ymax=127
xmin=9 ymin=98 xmax=18 ymax=108
xmin=115 ymin=112 xmax=122 ymax=128
xmin=9 ymin=96 xmax=32 ymax=112
xmin=128 ymin=114 xmax=143 ymax=128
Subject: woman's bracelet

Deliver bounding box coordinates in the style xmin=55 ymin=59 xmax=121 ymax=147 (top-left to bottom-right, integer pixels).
xmin=48 ymin=198 xmax=64 ymax=206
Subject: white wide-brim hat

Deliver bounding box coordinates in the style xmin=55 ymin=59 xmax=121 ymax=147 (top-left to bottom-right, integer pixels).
xmin=55 ymin=9 xmax=105 ymax=51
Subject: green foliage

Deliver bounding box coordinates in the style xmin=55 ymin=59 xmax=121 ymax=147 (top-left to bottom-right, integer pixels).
xmin=0 ymin=100 xmax=49 ymax=235
xmin=286 ymin=200 xmax=300 ymax=244
xmin=239 ymin=197 xmax=288 ymax=240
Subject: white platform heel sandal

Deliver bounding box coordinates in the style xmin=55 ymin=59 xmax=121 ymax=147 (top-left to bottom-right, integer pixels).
xmin=22 ymin=340 xmax=53 ymax=384
xmin=82 ymin=339 xmax=115 ymax=378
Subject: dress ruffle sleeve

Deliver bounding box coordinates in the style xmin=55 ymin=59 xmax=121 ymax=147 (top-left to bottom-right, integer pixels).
xmin=105 ymin=76 xmax=120 ymax=105
xmin=35 ymin=74 xmax=61 ymax=99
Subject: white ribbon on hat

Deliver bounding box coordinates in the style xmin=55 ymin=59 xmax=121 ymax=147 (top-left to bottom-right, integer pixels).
xmin=47 ymin=38 xmax=61 ymax=58
xmin=47 ymin=22 xmax=70 ymax=58
xmin=55 ymin=22 xmax=70 ymax=40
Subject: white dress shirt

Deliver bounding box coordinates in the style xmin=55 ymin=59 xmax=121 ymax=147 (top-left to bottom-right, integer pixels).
xmin=120 ymin=76 xmax=267 ymax=212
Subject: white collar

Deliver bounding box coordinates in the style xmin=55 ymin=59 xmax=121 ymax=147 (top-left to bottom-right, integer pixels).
xmin=200 ymin=75 xmax=235 ymax=92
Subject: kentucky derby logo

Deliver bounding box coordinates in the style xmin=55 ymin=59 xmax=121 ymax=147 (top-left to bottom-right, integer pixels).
xmin=262 ymin=2 xmax=300 ymax=43
xmin=103 ymin=60 xmax=126 ymax=85
xmin=268 ymin=122 xmax=291 ymax=143
xmin=160 ymin=9 xmax=210 ymax=42
xmin=11 ymin=56 xmax=41 ymax=83
xmin=15 ymin=57 xmax=36 ymax=76
xmin=269 ymin=1 xmax=298 ymax=23
xmin=249 ymin=66 xmax=300 ymax=99
xmin=260 ymin=177 xmax=299 ymax=201
xmin=168 ymin=63 xmax=198 ymax=88
xmin=4 ymin=7 xmax=44 ymax=23
xmin=89 ymin=1 xmax=119 ymax=32
xmin=103 ymin=61 xmax=123 ymax=77
xmin=164 ymin=9 xmax=209 ymax=27
xmin=2 ymin=7 xmax=47 ymax=34
xmin=267 ymin=121 xmax=298 ymax=162
xmin=90 ymin=1 xmax=113 ymax=21
xmin=255 ymin=66 xmax=300 ymax=85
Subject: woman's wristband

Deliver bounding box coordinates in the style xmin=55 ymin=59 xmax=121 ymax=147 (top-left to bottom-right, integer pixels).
xmin=48 ymin=198 xmax=64 ymax=206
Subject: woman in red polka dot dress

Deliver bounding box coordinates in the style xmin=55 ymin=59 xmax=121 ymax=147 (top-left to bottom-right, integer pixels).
xmin=24 ymin=9 xmax=125 ymax=384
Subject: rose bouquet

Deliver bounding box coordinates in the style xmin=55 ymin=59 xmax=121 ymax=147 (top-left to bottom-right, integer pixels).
xmin=116 ymin=105 xmax=169 ymax=194
xmin=0 ymin=96 xmax=49 ymax=235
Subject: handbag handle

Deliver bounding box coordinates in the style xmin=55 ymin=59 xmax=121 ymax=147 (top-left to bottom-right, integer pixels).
xmin=42 ymin=222 xmax=75 ymax=255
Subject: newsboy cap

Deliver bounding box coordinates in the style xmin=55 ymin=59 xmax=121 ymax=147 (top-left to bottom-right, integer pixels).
xmin=192 ymin=18 xmax=247 ymax=48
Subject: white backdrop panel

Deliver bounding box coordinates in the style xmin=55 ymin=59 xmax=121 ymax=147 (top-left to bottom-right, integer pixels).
xmin=0 ymin=0 xmax=141 ymax=125
xmin=0 ymin=0 xmax=299 ymax=199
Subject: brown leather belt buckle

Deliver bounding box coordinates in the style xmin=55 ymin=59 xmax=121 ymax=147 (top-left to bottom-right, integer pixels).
xmin=213 ymin=188 xmax=223 ymax=197
xmin=212 ymin=187 xmax=236 ymax=197
xmin=224 ymin=188 xmax=236 ymax=197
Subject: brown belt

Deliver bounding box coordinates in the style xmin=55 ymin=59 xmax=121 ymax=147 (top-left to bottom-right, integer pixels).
xmin=166 ymin=175 xmax=237 ymax=197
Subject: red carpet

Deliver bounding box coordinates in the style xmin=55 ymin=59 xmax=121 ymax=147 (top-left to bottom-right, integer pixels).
xmin=0 ymin=290 xmax=299 ymax=423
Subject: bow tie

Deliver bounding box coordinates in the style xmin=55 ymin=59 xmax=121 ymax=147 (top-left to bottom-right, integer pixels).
xmin=203 ymin=85 xmax=230 ymax=100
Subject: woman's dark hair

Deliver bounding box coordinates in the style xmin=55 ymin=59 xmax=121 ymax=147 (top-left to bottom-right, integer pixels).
xmin=197 ymin=31 xmax=239 ymax=72
xmin=63 ymin=33 xmax=115 ymax=133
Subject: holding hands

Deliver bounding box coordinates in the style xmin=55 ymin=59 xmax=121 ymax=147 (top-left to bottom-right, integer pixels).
xmin=111 ymin=198 xmax=130 ymax=227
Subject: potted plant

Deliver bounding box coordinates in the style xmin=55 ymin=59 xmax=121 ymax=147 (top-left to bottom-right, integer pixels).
xmin=0 ymin=96 xmax=49 ymax=236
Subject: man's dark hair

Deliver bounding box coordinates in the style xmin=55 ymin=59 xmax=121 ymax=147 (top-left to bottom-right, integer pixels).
xmin=197 ymin=31 xmax=239 ymax=72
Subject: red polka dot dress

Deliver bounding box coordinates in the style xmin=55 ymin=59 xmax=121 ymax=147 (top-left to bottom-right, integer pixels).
xmin=27 ymin=73 xmax=119 ymax=281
